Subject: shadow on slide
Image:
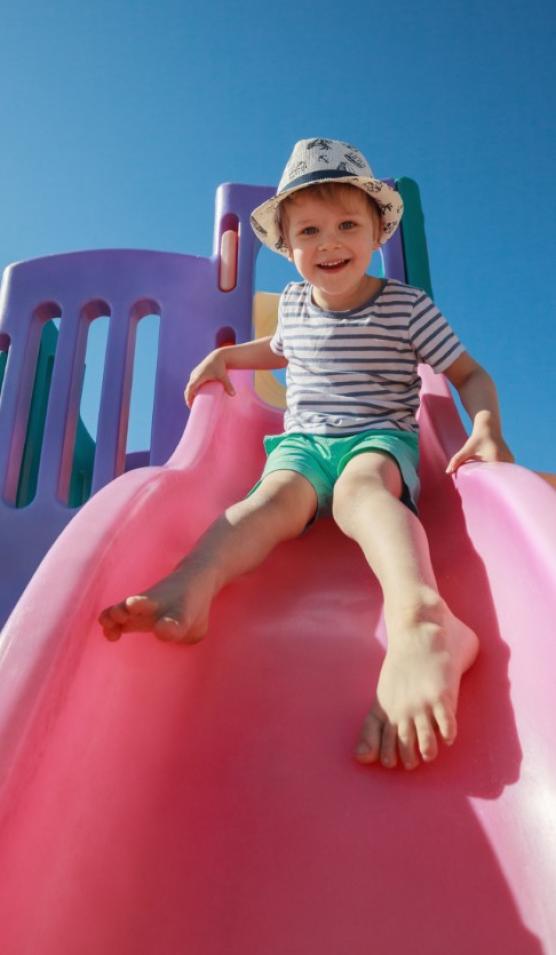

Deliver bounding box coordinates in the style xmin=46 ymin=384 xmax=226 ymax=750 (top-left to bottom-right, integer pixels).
xmin=0 ymin=367 xmax=555 ymax=954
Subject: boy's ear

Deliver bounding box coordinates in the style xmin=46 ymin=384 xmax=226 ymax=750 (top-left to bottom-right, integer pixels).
xmin=283 ymin=243 xmax=294 ymax=261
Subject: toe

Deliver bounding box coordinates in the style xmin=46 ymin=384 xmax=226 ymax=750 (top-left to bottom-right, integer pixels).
xmin=380 ymin=722 xmax=398 ymax=769
xmin=397 ymin=720 xmax=419 ymax=770
xmin=125 ymin=595 xmax=158 ymax=616
xmin=355 ymin=712 xmax=381 ymax=763
xmin=153 ymin=615 xmax=187 ymax=642
xmin=98 ymin=607 xmax=111 ymax=626
xmin=414 ymin=712 xmax=438 ymax=762
xmin=99 ymin=606 xmax=124 ymax=640
xmin=433 ymin=700 xmax=457 ymax=746
xmin=101 ymin=621 xmax=122 ymax=642
xmin=103 ymin=603 xmax=129 ymax=625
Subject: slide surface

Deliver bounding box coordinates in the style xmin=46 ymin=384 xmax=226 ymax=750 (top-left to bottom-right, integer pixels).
xmin=1 ymin=369 xmax=556 ymax=954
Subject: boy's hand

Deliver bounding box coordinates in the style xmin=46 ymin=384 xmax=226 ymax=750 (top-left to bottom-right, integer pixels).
xmin=184 ymin=350 xmax=236 ymax=408
xmin=446 ymin=430 xmax=515 ymax=474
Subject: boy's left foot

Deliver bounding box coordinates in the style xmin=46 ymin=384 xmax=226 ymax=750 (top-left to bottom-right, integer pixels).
xmin=354 ymin=599 xmax=479 ymax=770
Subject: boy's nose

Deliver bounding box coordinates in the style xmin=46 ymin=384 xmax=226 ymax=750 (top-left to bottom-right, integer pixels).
xmin=318 ymin=231 xmax=341 ymax=250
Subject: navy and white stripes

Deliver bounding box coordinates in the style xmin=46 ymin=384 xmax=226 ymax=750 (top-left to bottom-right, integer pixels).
xmin=269 ymin=279 xmax=465 ymax=436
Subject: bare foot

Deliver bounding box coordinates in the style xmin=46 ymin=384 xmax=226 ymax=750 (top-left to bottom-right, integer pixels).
xmin=98 ymin=563 xmax=218 ymax=644
xmin=355 ymin=599 xmax=479 ymax=770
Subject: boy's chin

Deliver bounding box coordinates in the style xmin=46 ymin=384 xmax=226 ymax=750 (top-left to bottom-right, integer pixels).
xmin=314 ymin=272 xmax=363 ymax=294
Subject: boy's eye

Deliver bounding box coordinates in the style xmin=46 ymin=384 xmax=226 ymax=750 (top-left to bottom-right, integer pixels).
xmin=298 ymin=220 xmax=358 ymax=236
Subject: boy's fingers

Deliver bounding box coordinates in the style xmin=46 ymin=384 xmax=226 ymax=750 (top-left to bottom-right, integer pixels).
xmin=184 ymin=373 xmax=235 ymax=407
xmin=184 ymin=377 xmax=204 ymax=407
xmin=447 ymin=450 xmax=472 ymax=474
xmin=223 ymin=374 xmax=236 ymax=396
xmin=446 ymin=450 xmax=480 ymax=474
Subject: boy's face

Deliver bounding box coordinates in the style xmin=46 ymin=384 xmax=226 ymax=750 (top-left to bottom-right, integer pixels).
xmin=282 ymin=188 xmax=381 ymax=310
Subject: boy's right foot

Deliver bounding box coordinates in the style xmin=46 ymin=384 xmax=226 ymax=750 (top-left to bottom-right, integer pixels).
xmin=98 ymin=564 xmax=217 ymax=644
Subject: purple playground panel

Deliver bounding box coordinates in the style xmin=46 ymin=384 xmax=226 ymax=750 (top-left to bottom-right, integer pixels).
xmin=0 ymin=180 xmax=407 ymax=628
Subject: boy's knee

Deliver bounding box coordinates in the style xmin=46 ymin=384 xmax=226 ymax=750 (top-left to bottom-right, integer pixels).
xmin=332 ymin=455 xmax=402 ymax=523
xmin=249 ymin=471 xmax=317 ymax=535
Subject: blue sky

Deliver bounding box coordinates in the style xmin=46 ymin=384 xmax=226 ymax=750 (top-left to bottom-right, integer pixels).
xmin=1 ymin=0 xmax=555 ymax=471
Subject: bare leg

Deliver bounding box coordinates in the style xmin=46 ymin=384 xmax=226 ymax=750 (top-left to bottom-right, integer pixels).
xmin=99 ymin=470 xmax=317 ymax=643
xmin=332 ymin=452 xmax=479 ymax=770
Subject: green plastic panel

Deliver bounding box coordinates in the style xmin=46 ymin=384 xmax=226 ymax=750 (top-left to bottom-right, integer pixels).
xmin=15 ymin=322 xmax=96 ymax=508
xmin=396 ymin=178 xmax=433 ymax=298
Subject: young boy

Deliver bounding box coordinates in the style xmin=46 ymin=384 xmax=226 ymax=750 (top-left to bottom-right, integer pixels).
xmin=99 ymin=138 xmax=514 ymax=771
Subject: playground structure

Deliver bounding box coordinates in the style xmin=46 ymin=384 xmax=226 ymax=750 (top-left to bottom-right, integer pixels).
xmin=0 ymin=180 xmax=556 ymax=954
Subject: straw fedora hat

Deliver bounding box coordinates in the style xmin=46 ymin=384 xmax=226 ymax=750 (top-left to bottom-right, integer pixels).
xmin=250 ymin=138 xmax=404 ymax=257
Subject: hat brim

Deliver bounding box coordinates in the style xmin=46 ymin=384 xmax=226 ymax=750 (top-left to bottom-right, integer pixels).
xmin=250 ymin=175 xmax=404 ymax=258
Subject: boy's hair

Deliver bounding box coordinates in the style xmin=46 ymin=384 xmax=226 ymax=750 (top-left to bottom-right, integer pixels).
xmin=277 ymin=182 xmax=382 ymax=248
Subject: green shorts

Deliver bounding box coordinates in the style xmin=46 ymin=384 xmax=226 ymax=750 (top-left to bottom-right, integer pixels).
xmin=249 ymin=429 xmax=420 ymax=521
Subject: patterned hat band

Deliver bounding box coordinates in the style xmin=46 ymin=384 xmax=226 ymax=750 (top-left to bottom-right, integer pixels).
xmin=279 ymin=168 xmax=365 ymax=193
xmin=250 ymin=138 xmax=404 ymax=258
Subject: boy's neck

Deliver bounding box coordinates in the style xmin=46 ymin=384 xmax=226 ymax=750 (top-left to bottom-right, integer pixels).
xmin=311 ymin=274 xmax=384 ymax=313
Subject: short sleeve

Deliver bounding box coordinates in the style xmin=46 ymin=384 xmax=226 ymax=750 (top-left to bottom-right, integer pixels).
xmin=269 ymin=284 xmax=290 ymax=356
xmin=408 ymin=291 xmax=465 ymax=372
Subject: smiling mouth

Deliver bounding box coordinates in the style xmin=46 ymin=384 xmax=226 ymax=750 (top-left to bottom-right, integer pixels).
xmin=317 ymin=259 xmax=350 ymax=272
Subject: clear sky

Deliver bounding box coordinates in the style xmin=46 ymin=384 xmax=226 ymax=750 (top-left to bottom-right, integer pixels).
xmin=1 ymin=0 xmax=555 ymax=471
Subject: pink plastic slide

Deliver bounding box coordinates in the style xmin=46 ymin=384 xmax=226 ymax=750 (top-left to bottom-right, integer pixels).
xmin=0 ymin=365 xmax=556 ymax=955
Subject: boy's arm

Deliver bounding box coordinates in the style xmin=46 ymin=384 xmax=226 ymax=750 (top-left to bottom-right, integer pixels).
xmin=219 ymin=336 xmax=289 ymax=370
xmin=442 ymin=352 xmax=514 ymax=474
xmin=184 ymin=336 xmax=288 ymax=408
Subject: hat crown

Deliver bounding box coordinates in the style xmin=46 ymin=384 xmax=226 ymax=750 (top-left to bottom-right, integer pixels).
xmin=278 ymin=138 xmax=374 ymax=193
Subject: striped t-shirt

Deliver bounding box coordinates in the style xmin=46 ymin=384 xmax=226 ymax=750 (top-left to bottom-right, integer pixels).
xmin=269 ymin=278 xmax=465 ymax=436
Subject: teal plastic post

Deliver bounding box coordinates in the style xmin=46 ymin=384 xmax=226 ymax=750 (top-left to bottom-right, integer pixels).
xmin=0 ymin=352 xmax=6 ymax=392
xmin=396 ymin=178 xmax=434 ymax=298
xmin=15 ymin=322 xmax=96 ymax=508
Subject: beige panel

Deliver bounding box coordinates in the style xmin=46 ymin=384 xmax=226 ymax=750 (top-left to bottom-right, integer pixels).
xmin=536 ymin=472 xmax=556 ymax=491
xmin=252 ymin=292 xmax=286 ymax=409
